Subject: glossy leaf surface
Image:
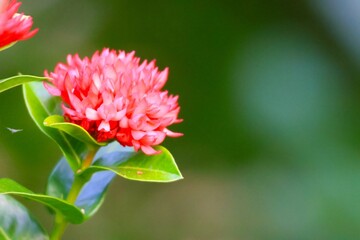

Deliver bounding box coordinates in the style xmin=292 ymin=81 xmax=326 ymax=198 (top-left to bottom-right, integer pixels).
xmin=0 ymin=178 xmax=84 ymax=224
xmin=0 ymin=75 xmax=46 ymax=93
xmin=84 ymin=142 xmax=183 ymax=182
xmin=0 ymin=195 xmax=49 ymax=240
xmin=47 ymin=157 xmax=115 ymax=220
xmin=47 ymin=142 xmax=182 ymax=222
xmin=23 ymin=82 xmax=85 ymax=171
xmin=44 ymin=115 xmax=106 ymax=148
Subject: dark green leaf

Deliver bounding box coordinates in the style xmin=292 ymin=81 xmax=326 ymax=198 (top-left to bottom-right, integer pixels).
xmin=0 ymin=75 xmax=46 ymax=93
xmin=23 ymin=82 xmax=85 ymax=171
xmin=47 ymin=157 xmax=116 ymax=220
xmin=84 ymin=142 xmax=183 ymax=182
xmin=44 ymin=115 xmax=106 ymax=148
xmin=0 ymin=178 xmax=84 ymax=224
xmin=0 ymin=195 xmax=49 ymax=239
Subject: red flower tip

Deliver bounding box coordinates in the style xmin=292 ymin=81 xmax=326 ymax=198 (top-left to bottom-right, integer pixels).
xmin=0 ymin=0 xmax=38 ymax=50
xmin=45 ymin=48 xmax=183 ymax=155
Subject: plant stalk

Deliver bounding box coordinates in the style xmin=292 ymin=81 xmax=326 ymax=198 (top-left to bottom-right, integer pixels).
xmin=50 ymin=148 xmax=98 ymax=240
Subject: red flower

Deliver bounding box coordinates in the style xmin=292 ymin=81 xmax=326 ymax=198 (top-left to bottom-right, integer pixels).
xmin=0 ymin=0 xmax=38 ymax=50
xmin=45 ymin=49 xmax=183 ymax=155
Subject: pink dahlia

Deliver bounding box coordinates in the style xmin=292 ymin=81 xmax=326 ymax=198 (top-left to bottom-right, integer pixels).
xmin=0 ymin=0 xmax=38 ymax=49
xmin=44 ymin=48 xmax=183 ymax=155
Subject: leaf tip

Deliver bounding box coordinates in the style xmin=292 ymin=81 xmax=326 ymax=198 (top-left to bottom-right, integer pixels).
xmin=175 ymin=174 xmax=184 ymax=181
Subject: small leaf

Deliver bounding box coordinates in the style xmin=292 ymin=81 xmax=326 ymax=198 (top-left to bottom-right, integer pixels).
xmin=44 ymin=115 xmax=106 ymax=148
xmin=83 ymin=142 xmax=183 ymax=182
xmin=46 ymin=157 xmax=116 ymax=220
xmin=23 ymin=82 xmax=85 ymax=171
xmin=0 ymin=195 xmax=49 ymax=240
xmin=0 ymin=178 xmax=84 ymax=224
xmin=0 ymin=75 xmax=47 ymax=93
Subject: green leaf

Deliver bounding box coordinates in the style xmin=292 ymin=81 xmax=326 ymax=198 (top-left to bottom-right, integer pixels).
xmin=83 ymin=142 xmax=183 ymax=182
xmin=0 ymin=195 xmax=49 ymax=239
xmin=23 ymin=82 xmax=85 ymax=171
xmin=0 ymin=228 xmax=11 ymax=240
xmin=44 ymin=115 xmax=106 ymax=148
xmin=46 ymin=157 xmax=116 ymax=220
xmin=0 ymin=75 xmax=47 ymax=93
xmin=46 ymin=143 xmax=182 ymax=222
xmin=0 ymin=178 xmax=84 ymax=224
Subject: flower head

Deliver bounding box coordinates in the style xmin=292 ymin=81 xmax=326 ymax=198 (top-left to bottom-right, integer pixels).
xmin=45 ymin=48 xmax=183 ymax=155
xmin=0 ymin=0 xmax=38 ymax=50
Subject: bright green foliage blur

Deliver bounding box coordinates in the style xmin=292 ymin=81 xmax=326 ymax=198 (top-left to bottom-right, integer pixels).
xmin=1 ymin=0 xmax=360 ymax=239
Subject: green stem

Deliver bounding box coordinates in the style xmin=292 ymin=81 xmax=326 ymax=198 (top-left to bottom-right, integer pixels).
xmin=81 ymin=147 xmax=97 ymax=170
xmin=50 ymin=148 xmax=98 ymax=240
xmin=49 ymin=215 xmax=68 ymax=240
xmin=50 ymin=175 xmax=86 ymax=240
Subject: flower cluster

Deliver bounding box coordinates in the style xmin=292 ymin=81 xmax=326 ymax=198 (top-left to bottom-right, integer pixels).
xmin=44 ymin=49 xmax=183 ymax=155
xmin=0 ymin=0 xmax=38 ymax=49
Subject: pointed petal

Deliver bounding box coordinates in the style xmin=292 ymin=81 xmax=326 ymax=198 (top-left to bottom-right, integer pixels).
xmin=43 ymin=82 xmax=61 ymax=96
xmin=164 ymin=128 xmax=183 ymax=137
xmin=141 ymin=145 xmax=161 ymax=155
xmin=131 ymin=130 xmax=146 ymax=140
xmin=155 ymin=67 xmax=169 ymax=90
xmin=85 ymin=108 xmax=100 ymax=120
xmin=98 ymin=121 xmax=110 ymax=132
xmin=119 ymin=117 xmax=129 ymax=128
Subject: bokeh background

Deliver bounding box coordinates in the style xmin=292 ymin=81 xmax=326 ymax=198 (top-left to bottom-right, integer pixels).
xmin=1 ymin=0 xmax=360 ymax=239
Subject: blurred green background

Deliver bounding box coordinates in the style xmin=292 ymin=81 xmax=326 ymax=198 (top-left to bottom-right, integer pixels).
xmin=1 ymin=0 xmax=360 ymax=239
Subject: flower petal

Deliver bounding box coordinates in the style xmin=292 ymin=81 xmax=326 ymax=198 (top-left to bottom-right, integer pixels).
xmin=164 ymin=128 xmax=183 ymax=137
xmin=141 ymin=145 xmax=161 ymax=155
xmin=43 ymin=82 xmax=61 ymax=96
xmin=131 ymin=130 xmax=146 ymax=140
xmin=85 ymin=108 xmax=100 ymax=120
xmin=98 ymin=121 xmax=110 ymax=132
